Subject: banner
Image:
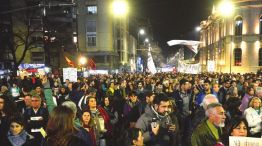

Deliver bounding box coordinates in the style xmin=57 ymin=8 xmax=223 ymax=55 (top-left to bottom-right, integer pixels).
xmin=147 ymin=47 xmax=157 ymax=74
xmin=177 ymin=60 xmax=201 ymax=74
xmin=63 ymin=68 xmax=77 ymax=82
xmin=229 ymin=136 xmax=262 ymax=146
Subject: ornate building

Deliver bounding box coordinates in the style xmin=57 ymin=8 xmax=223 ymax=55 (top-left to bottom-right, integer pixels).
xmin=199 ymin=0 xmax=262 ymax=73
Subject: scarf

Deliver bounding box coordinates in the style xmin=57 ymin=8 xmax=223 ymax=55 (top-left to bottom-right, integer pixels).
xmin=7 ymin=130 xmax=27 ymax=146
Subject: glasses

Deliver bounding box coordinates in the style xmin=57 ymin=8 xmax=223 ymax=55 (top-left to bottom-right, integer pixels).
xmin=31 ymin=100 xmax=40 ymax=102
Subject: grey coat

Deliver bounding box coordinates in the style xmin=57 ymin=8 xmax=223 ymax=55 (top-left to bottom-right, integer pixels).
xmin=135 ymin=106 xmax=176 ymax=146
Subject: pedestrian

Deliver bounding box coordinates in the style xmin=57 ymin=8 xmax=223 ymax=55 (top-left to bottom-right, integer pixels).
xmin=41 ymin=106 xmax=87 ymax=146
xmin=191 ymin=103 xmax=226 ymax=146
xmin=136 ymin=93 xmax=177 ymax=146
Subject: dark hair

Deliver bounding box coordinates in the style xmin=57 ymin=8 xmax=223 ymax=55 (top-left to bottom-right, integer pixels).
xmin=179 ymin=79 xmax=188 ymax=86
xmin=9 ymin=113 xmax=25 ymax=127
xmin=128 ymin=90 xmax=137 ymax=97
xmin=0 ymin=95 xmax=17 ymax=118
xmin=204 ymin=79 xmax=211 ymax=84
xmin=46 ymin=106 xmax=77 ymax=146
xmin=80 ymin=108 xmax=93 ymax=126
xmin=246 ymin=86 xmax=253 ymax=94
xmin=124 ymin=128 xmax=141 ymax=146
xmin=145 ymin=91 xmax=154 ymax=97
xmin=153 ymin=93 xmax=168 ymax=105
xmin=227 ymin=116 xmax=250 ymax=136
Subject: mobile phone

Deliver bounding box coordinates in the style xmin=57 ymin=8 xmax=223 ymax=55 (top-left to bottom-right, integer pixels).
xmin=151 ymin=118 xmax=157 ymax=128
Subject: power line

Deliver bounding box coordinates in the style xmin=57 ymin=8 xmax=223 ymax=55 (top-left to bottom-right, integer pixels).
xmin=0 ymin=3 xmax=75 ymax=15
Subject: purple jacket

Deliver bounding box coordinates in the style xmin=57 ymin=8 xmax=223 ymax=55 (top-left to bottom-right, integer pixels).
xmin=239 ymin=93 xmax=252 ymax=112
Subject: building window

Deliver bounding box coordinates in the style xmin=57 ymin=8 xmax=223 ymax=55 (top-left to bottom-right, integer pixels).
xmin=87 ymin=36 xmax=96 ymax=46
xmin=259 ymin=48 xmax=262 ymax=66
xmin=235 ymin=16 xmax=243 ymax=35
xmin=31 ymin=52 xmax=45 ymax=63
xmin=234 ymin=48 xmax=242 ymax=66
xmin=87 ymin=5 xmax=97 ymax=14
xmin=260 ymin=16 xmax=262 ymax=35
xmin=86 ymin=21 xmax=96 ymax=47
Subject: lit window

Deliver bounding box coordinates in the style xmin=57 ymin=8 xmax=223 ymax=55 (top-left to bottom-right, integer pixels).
xmin=259 ymin=48 xmax=262 ymax=66
xmin=235 ymin=16 xmax=243 ymax=35
xmin=234 ymin=48 xmax=242 ymax=66
xmin=87 ymin=5 xmax=97 ymax=14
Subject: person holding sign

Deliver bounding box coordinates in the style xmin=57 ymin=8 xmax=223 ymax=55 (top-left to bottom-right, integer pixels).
xmin=221 ymin=116 xmax=250 ymax=146
xmin=244 ymin=97 xmax=262 ymax=137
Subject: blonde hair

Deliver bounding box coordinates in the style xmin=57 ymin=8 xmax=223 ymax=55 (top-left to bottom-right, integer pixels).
xmin=249 ymin=97 xmax=262 ymax=108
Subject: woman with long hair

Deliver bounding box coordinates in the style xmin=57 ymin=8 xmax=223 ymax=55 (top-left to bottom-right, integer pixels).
xmin=42 ymin=106 xmax=86 ymax=146
xmin=0 ymin=95 xmax=17 ymax=140
xmin=81 ymin=109 xmax=96 ymax=146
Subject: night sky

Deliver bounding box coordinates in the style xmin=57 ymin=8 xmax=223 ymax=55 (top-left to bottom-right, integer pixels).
xmin=132 ymin=0 xmax=213 ymax=56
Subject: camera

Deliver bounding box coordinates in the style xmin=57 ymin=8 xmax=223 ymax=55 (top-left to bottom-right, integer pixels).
xmin=151 ymin=118 xmax=157 ymax=128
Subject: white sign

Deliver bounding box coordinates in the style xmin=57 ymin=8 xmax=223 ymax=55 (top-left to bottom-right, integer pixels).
xmin=89 ymin=70 xmax=108 ymax=75
xmin=229 ymin=136 xmax=262 ymax=146
xmin=177 ymin=60 xmax=201 ymax=74
xmin=63 ymin=68 xmax=77 ymax=82
xmin=207 ymin=60 xmax=215 ymax=72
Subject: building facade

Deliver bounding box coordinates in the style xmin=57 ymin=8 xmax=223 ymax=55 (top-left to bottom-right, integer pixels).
xmin=77 ymin=0 xmax=134 ymax=70
xmin=199 ymin=0 xmax=262 ymax=73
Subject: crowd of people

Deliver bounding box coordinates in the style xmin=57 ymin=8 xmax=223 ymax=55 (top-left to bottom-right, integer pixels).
xmin=0 ymin=71 xmax=261 ymax=146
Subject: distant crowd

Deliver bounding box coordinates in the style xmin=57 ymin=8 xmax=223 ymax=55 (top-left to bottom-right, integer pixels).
xmin=0 ymin=71 xmax=262 ymax=146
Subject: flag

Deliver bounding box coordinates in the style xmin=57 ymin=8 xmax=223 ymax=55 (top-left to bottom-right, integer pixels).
xmin=64 ymin=56 xmax=75 ymax=67
xmin=88 ymin=58 xmax=96 ymax=70
xmin=147 ymin=47 xmax=157 ymax=74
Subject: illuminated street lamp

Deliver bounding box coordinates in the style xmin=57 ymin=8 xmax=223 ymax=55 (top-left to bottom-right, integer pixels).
xmin=218 ymin=0 xmax=234 ymax=17
xmin=111 ymin=0 xmax=128 ymax=17
xmin=195 ymin=26 xmax=201 ymax=32
xmin=145 ymin=38 xmax=149 ymax=42
xmin=217 ymin=0 xmax=234 ymax=73
xmin=79 ymin=56 xmax=87 ymax=65
xmin=137 ymin=29 xmax=145 ymax=72
xmin=139 ymin=29 xmax=145 ymax=35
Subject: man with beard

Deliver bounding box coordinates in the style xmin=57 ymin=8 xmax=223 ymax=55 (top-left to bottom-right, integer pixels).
xmin=218 ymin=79 xmax=231 ymax=104
xmin=136 ymin=93 xmax=177 ymax=146
xmin=191 ymin=103 xmax=226 ymax=146
xmin=196 ymin=79 xmax=217 ymax=106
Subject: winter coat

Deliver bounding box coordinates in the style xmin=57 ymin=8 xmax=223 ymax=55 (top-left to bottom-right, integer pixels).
xmin=0 ymin=130 xmax=38 ymax=146
xmin=136 ymin=106 xmax=177 ymax=146
xmin=191 ymin=119 xmax=223 ymax=146
xmin=244 ymin=107 xmax=262 ymax=135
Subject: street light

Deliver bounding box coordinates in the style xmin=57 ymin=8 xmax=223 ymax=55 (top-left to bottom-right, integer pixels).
xmin=215 ymin=0 xmax=234 ymax=73
xmin=137 ymin=29 xmax=145 ymax=72
xmin=79 ymin=56 xmax=87 ymax=65
xmin=195 ymin=26 xmax=201 ymax=32
xmin=218 ymin=0 xmax=234 ymax=17
xmin=111 ymin=0 xmax=129 ymax=68
xmin=111 ymin=0 xmax=128 ymax=17
xmin=145 ymin=38 xmax=149 ymax=43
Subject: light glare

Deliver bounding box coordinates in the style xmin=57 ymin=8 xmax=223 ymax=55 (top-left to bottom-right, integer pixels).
xmin=112 ymin=0 xmax=128 ymax=16
xmin=218 ymin=1 xmax=234 ymax=16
